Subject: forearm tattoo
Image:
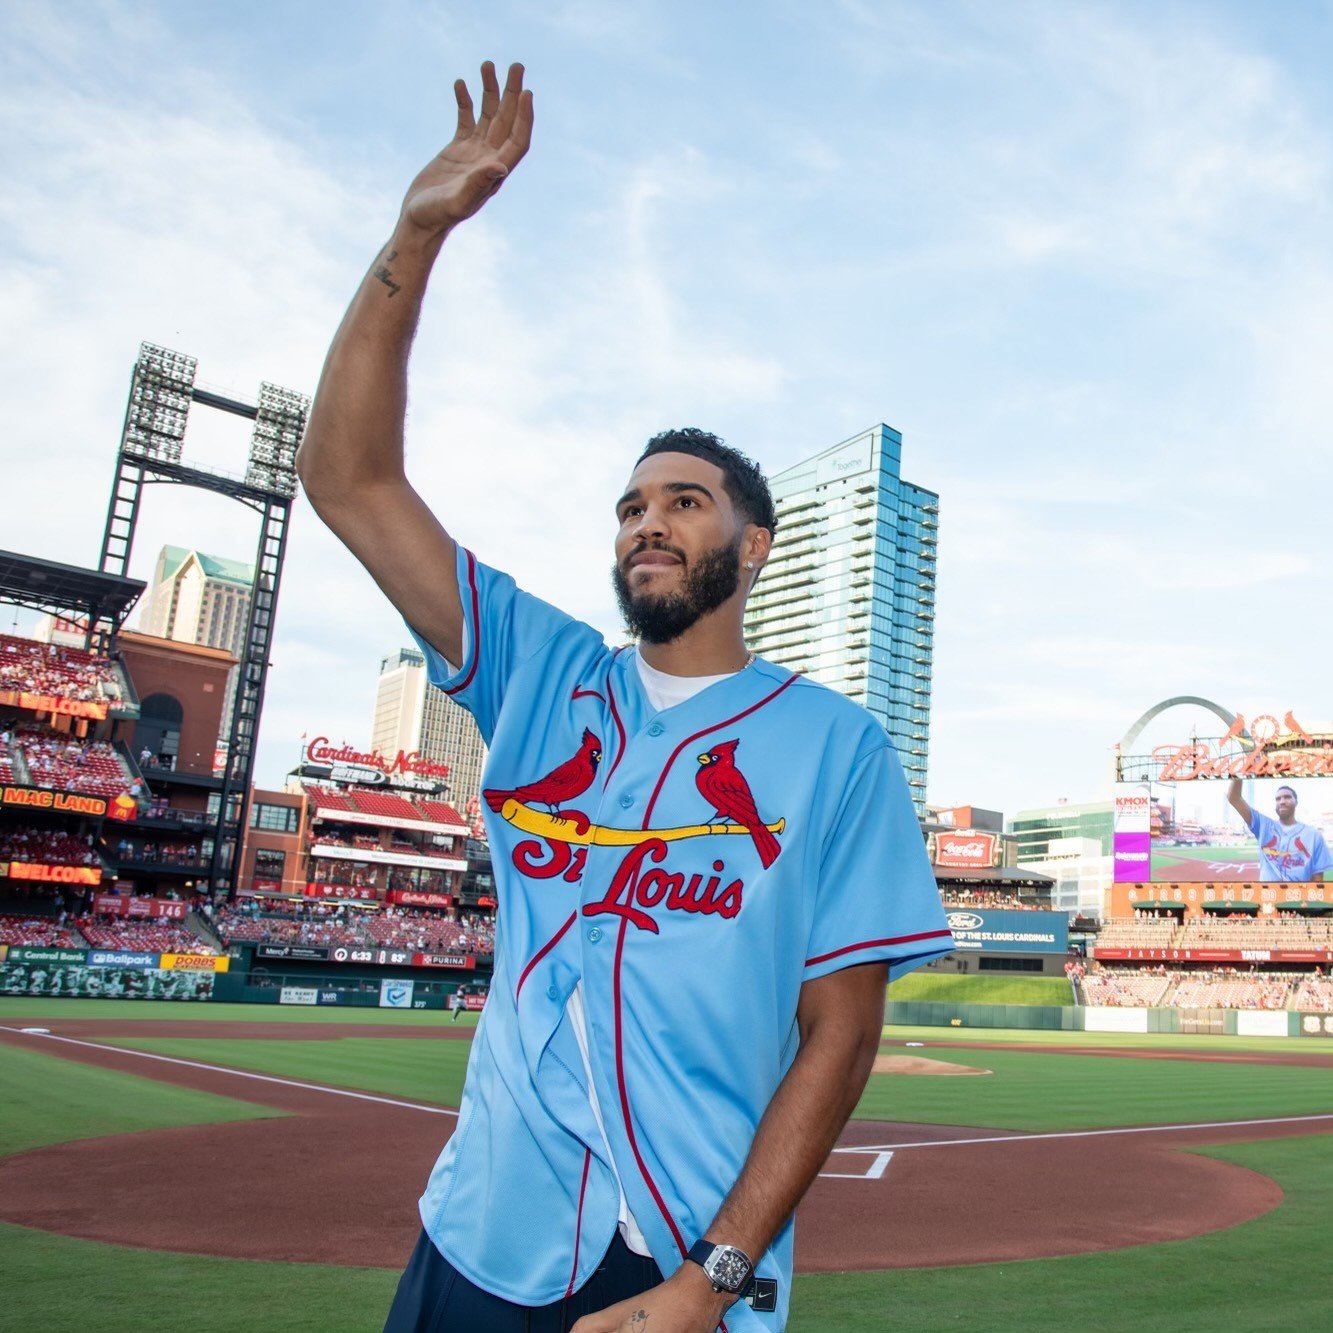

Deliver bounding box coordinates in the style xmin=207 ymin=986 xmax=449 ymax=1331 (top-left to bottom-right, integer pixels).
xmin=373 ymin=249 xmax=401 ymax=297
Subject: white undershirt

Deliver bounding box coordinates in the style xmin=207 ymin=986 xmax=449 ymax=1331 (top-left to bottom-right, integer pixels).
xmin=568 ymin=650 xmax=739 ymax=1256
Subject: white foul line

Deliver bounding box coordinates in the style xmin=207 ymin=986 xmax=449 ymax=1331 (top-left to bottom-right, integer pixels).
xmin=0 ymin=1026 xmax=458 ymax=1118
xmin=820 ymin=1149 xmax=894 ymax=1180
xmin=834 ymin=1113 xmax=1333 ymax=1154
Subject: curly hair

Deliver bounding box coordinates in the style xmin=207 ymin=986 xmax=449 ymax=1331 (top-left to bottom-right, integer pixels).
xmin=636 ymin=428 xmax=778 ymax=536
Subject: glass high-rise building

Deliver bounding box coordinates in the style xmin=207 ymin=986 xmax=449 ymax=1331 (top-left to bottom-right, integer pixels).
xmin=744 ymin=424 xmax=938 ymax=812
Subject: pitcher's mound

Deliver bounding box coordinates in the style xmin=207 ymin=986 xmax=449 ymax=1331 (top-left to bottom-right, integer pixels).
xmin=873 ymin=1054 xmax=991 ymax=1076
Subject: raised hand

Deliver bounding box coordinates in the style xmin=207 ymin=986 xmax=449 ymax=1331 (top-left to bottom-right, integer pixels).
xmin=401 ymin=61 xmax=534 ymax=237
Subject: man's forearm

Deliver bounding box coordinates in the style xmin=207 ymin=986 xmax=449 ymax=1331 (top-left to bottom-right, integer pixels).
xmin=296 ymin=223 xmax=446 ymax=510
xmin=703 ymin=1013 xmax=879 ymax=1267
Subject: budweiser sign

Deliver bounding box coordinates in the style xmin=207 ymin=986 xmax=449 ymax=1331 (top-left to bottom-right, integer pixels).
xmin=934 ymin=831 xmax=999 ymax=869
xmin=1154 ymin=711 xmax=1333 ymax=780
xmin=305 ymin=736 xmax=450 ymax=780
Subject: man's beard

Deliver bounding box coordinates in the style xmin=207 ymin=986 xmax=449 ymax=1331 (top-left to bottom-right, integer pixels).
xmin=612 ymin=535 xmax=743 ymax=645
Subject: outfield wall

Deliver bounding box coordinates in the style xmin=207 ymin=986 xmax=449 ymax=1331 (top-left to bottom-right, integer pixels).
xmin=884 ymin=1000 xmax=1333 ymax=1038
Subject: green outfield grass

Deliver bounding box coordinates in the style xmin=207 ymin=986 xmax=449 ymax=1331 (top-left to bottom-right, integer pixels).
xmin=1153 ymin=845 xmax=1251 ymax=861
xmin=107 ymin=1035 xmax=473 ymax=1107
xmin=887 ymin=973 xmax=1073 ymax=1005
xmin=0 ymin=1042 xmax=278 ymax=1156
xmin=98 ymin=1030 xmax=1333 ymax=1133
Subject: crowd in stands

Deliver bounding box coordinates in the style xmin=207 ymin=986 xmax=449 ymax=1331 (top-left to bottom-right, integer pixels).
xmin=1096 ymin=912 xmax=1333 ymax=955
xmin=1178 ymin=915 xmax=1333 ymax=949
xmin=940 ymin=888 xmax=1042 ymax=911
xmin=8 ymin=724 xmax=138 ymax=800
xmin=0 ymin=827 xmax=100 ymax=866
xmin=78 ymin=918 xmax=205 ymax=954
xmin=1081 ymin=963 xmax=1330 ymax=1010
xmin=1080 ymin=968 xmax=1173 ymax=1007
xmin=1093 ymin=917 xmax=1180 ymax=950
xmin=213 ymin=900 xmax=495 ymax=954
xmin=310 ymin=829 xmax=462 ymax=860
xmin=1290 ymin=974 xmax=1333 ymax=1011
xmin=111 ymin=838 xmax=202 ymax=866
xmin=306 ymin=857 xmax=456 ymax=897
xmin=214 ymin=901 xmax=369 ymax=949
xmin=365 ymin=906 xmax=495 ymax=954
xmin=0 ymin=913 xmax=87 ymax=948
xmin=0 ymin=635 xmax=121 ymax=703
xmin=304 ymin=784 xmax=467 ymax=830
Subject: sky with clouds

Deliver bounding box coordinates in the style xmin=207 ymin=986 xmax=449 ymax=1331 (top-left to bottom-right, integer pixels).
xmin=2 ymin=0 xmax=1331 ymax=816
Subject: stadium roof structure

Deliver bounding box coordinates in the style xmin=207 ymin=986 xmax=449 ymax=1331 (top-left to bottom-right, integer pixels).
xmin=0 ymin=549 xmax=144 ymax=630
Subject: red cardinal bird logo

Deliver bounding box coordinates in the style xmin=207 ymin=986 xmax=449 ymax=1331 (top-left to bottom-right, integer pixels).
xmin=484 ymin=729 xmax=603 ymax=814
xmin=695 ymin=738 xmax=781 ymax=868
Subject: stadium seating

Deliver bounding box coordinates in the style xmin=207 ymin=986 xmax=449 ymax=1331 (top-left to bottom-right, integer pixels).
xmin=1092 ymin=918 xmax=1181 ymax=951
xmin=415 ymin=798 xmax=467 ymax=827
xmin=1082 ymin=965 xmax=1333 ymax=1010
xmin=305 ymin=785 xmax=354 ymax=814
xmin=0 ymin=827 xmax=101 ymax=866
xmin=0 ymin=633 xmax=121 ymax=702
xmin=13 ymin=724 xmax=137 ymax=799
xmin=1178 ymin=916 xmax=1333 ymax=950
xmin=1169 ymin=972 xmax=1290 ymax=1010
xmin=1290 ymin=975 xmax=1333 ymax=1011
xmin=213 ymin=907 xmax=369 ymax=949
xmin=0 ymin=914 xmax=88 ymax=948
xmin=78 ymin=919 xmax=207 ymax=954
xmin=1081 ymin=970 xmax=1173 ymax=1006
xmin=348 ymin=789 xmax=422 ymax=821
xmin=940 ymin=889 xmax=1039 ymax=911
xmin=213 ymin=904 xmax=496 ymax=954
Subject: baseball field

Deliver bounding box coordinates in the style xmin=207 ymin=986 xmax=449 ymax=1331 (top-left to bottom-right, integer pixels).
xmin=1 ymin=997 xmax=1330 ymax=1332
xmin=1150 ymin=845 xmax=1263 ymax=880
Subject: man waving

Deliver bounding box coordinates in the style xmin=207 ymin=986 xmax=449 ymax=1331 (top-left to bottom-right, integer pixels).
xmin=298 ymin=62 xmax=952 ymax=1333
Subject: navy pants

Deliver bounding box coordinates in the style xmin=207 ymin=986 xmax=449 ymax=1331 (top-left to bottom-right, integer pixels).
xmin=384 ymin=1229 xmax=664 ymax=1332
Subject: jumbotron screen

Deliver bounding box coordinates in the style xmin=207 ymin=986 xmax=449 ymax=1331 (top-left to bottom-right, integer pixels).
xmin=1115 ymin=779 xmax=1333 ymax=884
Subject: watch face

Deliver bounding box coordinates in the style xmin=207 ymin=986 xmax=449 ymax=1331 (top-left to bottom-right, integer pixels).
xmin=706 ymin=1247 xmax=752 ymax=1293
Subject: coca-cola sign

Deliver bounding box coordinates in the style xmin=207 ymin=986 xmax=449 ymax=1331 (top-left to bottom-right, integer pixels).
xmin=934 ymin=831 xmax=998 ymax=869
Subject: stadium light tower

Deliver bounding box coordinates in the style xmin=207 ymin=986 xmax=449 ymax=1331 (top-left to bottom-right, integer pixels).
xmin=99 ymin=342 xmax=310 ymax=901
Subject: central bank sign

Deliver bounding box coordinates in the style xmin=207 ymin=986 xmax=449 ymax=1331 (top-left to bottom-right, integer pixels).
xmin=946 ymin=908 xmax=1068 ymax=955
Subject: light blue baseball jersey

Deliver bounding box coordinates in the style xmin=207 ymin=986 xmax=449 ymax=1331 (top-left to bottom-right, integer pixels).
xmin=1247 ymin=810 xmax=1333 ymax=882
xmin=409 ymin=546 xmax=953 ymax=1329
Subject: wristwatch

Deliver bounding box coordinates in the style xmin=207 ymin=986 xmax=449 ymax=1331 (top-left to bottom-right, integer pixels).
xmin=686 ymin=1239 xmax=754 ymax=1295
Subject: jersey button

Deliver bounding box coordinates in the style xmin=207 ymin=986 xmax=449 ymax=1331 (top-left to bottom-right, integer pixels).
xmin=646 ymin=721 xmax=665 ymax=737
xmin=619 ymin=793 xmax=635 ymax=809
xmin=546 ymin=985 xmax=559 ymax=1000
xmin=587 ymin=926 xmax=603 ymax=943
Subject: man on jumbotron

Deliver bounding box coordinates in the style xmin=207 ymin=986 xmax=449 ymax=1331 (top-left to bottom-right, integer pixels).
xmin=298 ymin=61 xmax=952 ymax=1333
